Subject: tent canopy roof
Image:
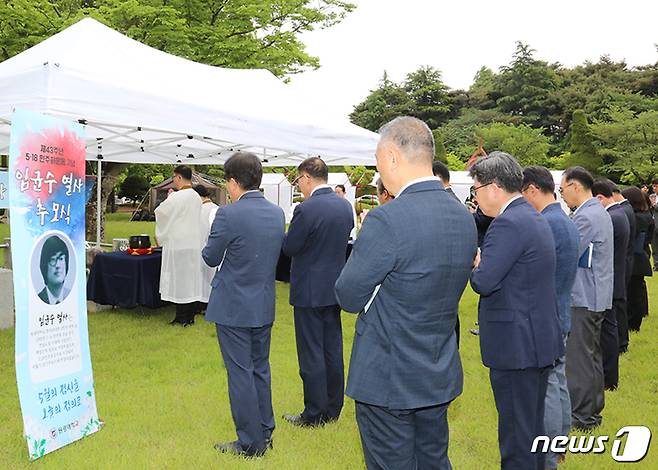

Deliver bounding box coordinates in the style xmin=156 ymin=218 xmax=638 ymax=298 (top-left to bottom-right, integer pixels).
xmin=153 ymin=171 xmax=223 ymax=190
xmin=0 ymin=18 xmax=377 ymax=167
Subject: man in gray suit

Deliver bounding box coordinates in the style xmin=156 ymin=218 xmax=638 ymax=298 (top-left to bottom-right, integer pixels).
xmin=202 ymin=152 xmax=285 ymax=457
xmin=559 ymin=167 xmax=614 ymax=431
xmin=336 ymin=116 xmax=477 ymax=469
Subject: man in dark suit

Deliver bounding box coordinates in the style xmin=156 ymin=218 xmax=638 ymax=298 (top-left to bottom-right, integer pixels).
xmin=282 ymin=157 xmax=354 ymax=427
xmin=610 ymin=182 xmax=636 ymax=353
xmin=522 ymin=166 xmax=579 ymax=470
xmin=202 ymin=152 xmax=285 ymax=457
xmin=336 ymin=117 xmax=477 ymax=469
xmin=592 ymin=180 xmax=630 ymax=390
xmin=470 ymin=152 xmax=562 ymax=470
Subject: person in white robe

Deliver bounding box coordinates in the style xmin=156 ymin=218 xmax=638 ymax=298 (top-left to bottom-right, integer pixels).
xmin=155 ymin=165 xmax=203 ymax=326
xmin=193 ymin=184 xmax=219 ymax=305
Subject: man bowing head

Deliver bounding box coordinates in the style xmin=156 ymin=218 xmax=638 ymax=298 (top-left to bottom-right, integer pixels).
xmin=336 ymin=116 xmax=477 ymax=469
xmin=202 ymin=152 xmax=285 ymax=458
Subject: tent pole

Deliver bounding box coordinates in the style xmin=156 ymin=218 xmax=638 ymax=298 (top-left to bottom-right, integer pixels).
xmin=96 ymin=160 xmax=101 ymax=248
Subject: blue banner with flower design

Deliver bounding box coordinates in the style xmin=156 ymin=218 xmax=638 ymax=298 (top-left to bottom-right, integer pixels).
xmin=9 ymin=109 xmax=101 ymax=461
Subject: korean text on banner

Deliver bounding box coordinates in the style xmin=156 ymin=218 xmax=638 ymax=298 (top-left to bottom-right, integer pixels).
xmin=9 ymin=109 xmax=101 ymax=461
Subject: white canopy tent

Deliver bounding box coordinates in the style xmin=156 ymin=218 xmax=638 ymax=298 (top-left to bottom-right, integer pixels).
xmin=259 ymin=173 xmax=293 ymax=222
xmin=327 ymin=173 xmax=355 ymax=204
xmin=0 ymin=18 xmax=378 ymax=244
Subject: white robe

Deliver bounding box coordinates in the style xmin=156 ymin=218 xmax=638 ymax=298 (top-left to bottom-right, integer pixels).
xmin=199 ymin=200 xmax=219 ymax=303
xmin=154 ymin=188 xmax=203 ymax=303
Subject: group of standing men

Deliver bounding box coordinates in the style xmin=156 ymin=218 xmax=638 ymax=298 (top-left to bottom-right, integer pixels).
xmin=153 ymin=115 xmax=652 ymax=469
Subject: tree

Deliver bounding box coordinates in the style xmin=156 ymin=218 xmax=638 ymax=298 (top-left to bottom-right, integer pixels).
xmin=403 ymin=66 xmax=452 ymax=129
xmin=593 ymin=109 xmax=658 ymax=184
xmin=349 ymin=72 xmax=412 ymax=131
xmin=493 ymin=42 xmax=562 ymax=135
xmin=476 ymin=123 xmax=552 ymax=167
xmin=432 ymin=130 xmax=448 ymax=163
xmin=565 ymin=110 xmax=602 ymax=173
xmin=468 ymin=66 xmax=498 ymax=109
xmin=118 ymin=174 xmax=150 ymax=203
xmin=0 ymin=0 xmax=355 ymax=238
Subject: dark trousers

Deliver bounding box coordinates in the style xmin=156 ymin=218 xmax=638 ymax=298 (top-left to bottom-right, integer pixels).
xmin=455 ymin=315 xmax=460 ymax=349
xmin=355 ymin=401 xmax=451 ymax=470
xmin=489 ymin=367 xmax=549 ymax=470
xmin=293 ymin=305 xmax=344 ymax=422
xmin=600 ymin=307 xmax=619 ymax=390
xmin=652 ymin=231 xmax=658 ymax=268
xmin=216 ymin=323 xmax=275 ymax=456
xmin=627 ymin=275 xmax=648 ymax=331
xmin=174 ymin=302 xmax=197 ymax=323
xmin=566 ymin=307 xmax=605 ymax=430
xmin=615 ymin=298 xmax=630 ymax=353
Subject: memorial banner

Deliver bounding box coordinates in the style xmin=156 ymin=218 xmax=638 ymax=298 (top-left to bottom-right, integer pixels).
xmin=9 ymin=109 xmax=101 ymax=460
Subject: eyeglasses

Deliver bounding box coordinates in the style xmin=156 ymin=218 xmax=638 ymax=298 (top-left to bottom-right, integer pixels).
xmin=48 ymin=254 xmax=66 ymax=267
xmin=292 ymin=174 xmax=307 ymax=186
xmin=470 ymin=182 xmax=493 ymax=198
xmin=558 ymin=182 xmax=576 ymax=194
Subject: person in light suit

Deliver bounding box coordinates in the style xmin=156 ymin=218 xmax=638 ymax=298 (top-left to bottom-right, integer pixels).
xmin=283 ymin=157 xmax=354 ymax=427
xmin=470 ymin=153 xmax=562 ymax=470
xmin=336 ymin=116 xmax=477 ymax=469
xmin=202 ymin=152 xmax=285 ymax=458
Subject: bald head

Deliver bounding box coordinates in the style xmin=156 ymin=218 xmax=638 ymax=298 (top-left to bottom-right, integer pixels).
xmin=378 ymin=116 xmax=435 ymax=164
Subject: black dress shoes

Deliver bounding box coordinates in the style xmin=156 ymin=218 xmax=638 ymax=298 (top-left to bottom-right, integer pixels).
xmin=214 ymin=440 xmax=266 ymax=457
xmin=169 ymin=318 xmax=194 ymax=327
xmin=283 ymin=413 xmax=323 ymax=428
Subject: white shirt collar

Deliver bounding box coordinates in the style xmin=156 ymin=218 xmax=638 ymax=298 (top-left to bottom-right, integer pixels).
xmin=605 ymin=201 xmax=619 ymax=210
xmin=238 ymin=190 xmax=261 ymax=200
xmin=46 ymin=286 xmax=64 ymax=304
xmin=499 ymin=195 xmax=523 ymax=215
xmin=310 ymin=184 xmax=332 ymax=196
xmin=397 ymin=176 xmax=440 ymax=196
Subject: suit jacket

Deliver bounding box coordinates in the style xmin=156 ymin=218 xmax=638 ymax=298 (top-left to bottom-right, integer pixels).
xmin=620 ymin=199 xmax=637 ymax=285
xmin=473 ymin=207 xmax=494 ymax=247
xmin=283 ymin=187 xmax=354 ymax=308
xmin=607 ymin=204 xmax=630 ymax=299
xmin=335 ymin=180 xmax=477 ymax=409
xmin=471 ymin=198 xmax=562 ymax=370
xmin=202 ymin=192 xmax=285 ymax=328
xmin=570 ymin=198 xmax=614 ymax=312
xmin=541 ymin=202 xmax=580 ymax=337
xmin=632 ymin=210 xmax=655 ymax=277
xmin=38 ymin=286 xmax=70 ymax=305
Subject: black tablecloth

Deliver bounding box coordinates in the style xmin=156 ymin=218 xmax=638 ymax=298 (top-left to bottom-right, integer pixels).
xmin=87 ymin=251 xmax=167 ymax=309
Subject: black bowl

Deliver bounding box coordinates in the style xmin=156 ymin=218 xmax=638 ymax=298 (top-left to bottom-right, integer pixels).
xmin=129 ymin=235 xmax=151 ymax=249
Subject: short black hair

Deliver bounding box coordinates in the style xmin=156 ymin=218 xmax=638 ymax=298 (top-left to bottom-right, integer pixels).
xmin=522 ymin=166 xmax=555 ymax=194
xmin=432 ymin=161 xmax=450 ymax=183
xmin=376 ymin=178 xmax=393 ymax=198
xmin=591 ymin=179 xmax=614 ymax=198
xmin=563 ymin=166 xmax=594 ymax=191
xmin=174 ymin=165 xmax=192 ymax=180
xmin=40 ymin=235 xmax=69 ymax=281
xmin=224 ymin=152 xmax=262 ymax=190
xmin=602 ymin=178 xmax=621 ymax=194
xmin=622 ymin=186 xmax=648 ymax=211
xmin=335 ymin=184 xmax=346 ymax=193
xmin=297 ymin=157 xmax=328 ymax=182
xmin=193 ymin=184 xmax=210 ymax=198
xmin=652 ymin=178 xmax=658 ymax=186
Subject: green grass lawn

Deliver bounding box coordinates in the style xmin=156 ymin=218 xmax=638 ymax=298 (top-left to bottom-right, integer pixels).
xmin=0 ymin=219 xmax=657 ymax=469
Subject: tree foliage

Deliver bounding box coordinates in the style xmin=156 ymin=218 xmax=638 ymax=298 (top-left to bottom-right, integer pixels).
xmin=118 ymin=173 xmax=150 ymax=202
xmin=0 ymin=0 xmax=355 ymax=76
xmin=565 ymin=110 xmax=601 ymax=173
xmin=476 ymin=123 xmax=552 ymax=167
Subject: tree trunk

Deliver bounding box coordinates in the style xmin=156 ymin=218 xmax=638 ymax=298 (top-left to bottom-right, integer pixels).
xmin=85 ymin=162 xmax=127 ymax=242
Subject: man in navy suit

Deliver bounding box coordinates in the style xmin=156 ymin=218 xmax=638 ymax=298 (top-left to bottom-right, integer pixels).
xmin=282 ymin=157 xmax=354 ymax=427
xmin=592 ymin=179 xmax=630 ymax=390
xmin=522 ymin=166 xmax=579 ymax=470
xmin=202 ymin=152 xmax=285 ymax=457
xmin=470 ymin=153 xmax=562 ymax=470
xmin=610 ymin=182 xmax=636 ymax=353
xmin=336 ymin=117 xmax=477 ymax=469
